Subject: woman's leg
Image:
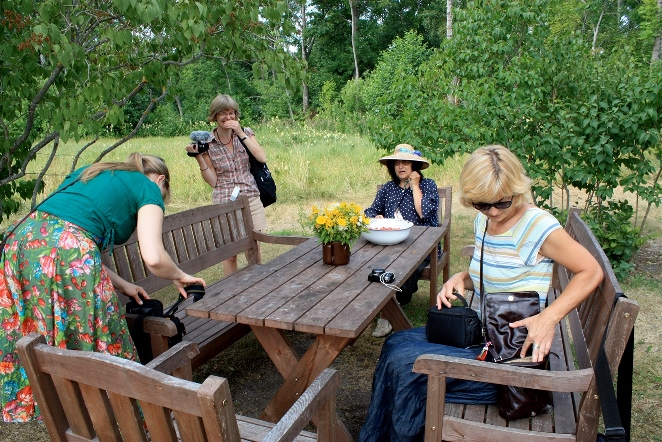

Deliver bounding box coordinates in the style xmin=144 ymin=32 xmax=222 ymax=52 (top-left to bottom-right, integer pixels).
xmin=223 ymin=256 xmax=239 ymax=276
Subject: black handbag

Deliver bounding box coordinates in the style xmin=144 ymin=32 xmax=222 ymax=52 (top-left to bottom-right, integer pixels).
xmin=426 ymin=293 xmax=482 ymax=348
xmin=125 ymin=297 xmax=186 ymax=364
xmin=478 ymin=219 xmax=551 ymax=420
xmin=238 ymin=132 xmax=277 ymax=207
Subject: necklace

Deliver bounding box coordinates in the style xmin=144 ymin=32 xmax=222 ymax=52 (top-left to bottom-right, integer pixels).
xmin=219 ymin=133 xmax=233 ymax=145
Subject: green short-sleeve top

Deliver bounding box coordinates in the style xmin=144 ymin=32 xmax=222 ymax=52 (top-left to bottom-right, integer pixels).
xmin=39 ymin=167 xmax=165 ymax=250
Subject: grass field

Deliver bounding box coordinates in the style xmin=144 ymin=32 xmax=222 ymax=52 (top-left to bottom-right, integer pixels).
xmin=1 ymin=121 xmax=660 ymax=440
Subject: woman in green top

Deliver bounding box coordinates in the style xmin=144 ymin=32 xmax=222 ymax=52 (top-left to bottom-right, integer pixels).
xmin=0 ymin=153 xmax=206 ymax=422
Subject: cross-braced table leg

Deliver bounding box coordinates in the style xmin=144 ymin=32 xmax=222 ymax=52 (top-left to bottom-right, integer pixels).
xmin=250 ymin=326 xmax=353 ymax=442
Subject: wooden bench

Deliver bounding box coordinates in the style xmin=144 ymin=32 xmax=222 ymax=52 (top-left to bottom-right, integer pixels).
xmin=375 ymin=185 xmax=452 ymax=305
xmin=101 ymin=195 xmax=307 ymax=370
xmin=17 ymin=333 xmax=341 ymax=442
xmin=413 ymin=207 xmax=639 ymax=441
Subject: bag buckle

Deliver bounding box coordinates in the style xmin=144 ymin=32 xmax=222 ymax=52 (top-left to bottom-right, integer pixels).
xmin=603 ymin=427 xmax=626 ymax=440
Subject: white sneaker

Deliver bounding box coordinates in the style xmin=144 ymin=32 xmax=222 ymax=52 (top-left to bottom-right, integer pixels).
xmin=372 ymin=318 xmax=393 ymax=337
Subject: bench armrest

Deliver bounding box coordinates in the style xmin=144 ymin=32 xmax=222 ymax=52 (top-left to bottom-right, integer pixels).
xmin=124 ymin=313 xmax=179 ymax=337
xmin=146 ymin=341 xmax=200 ymax=380
xmin=264 ymin=369 xmax=341 ymax=442
xmin=413 ymin=354 xmax=593 ymax=392
xmin=253 ymin=230 xmax=310 ymax=246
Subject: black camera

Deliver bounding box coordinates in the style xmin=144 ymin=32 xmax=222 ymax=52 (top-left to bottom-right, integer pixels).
xmin=188 ymin=131 xmax=212 ymax=157
xmin=187 ymin=141 xmax=210 ymax=157
xmin=368 ymin=269 xmax=395 ymax=283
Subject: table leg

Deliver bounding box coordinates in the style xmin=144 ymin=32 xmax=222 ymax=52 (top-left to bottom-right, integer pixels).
xmin=251 ymin=326 xmax=352 ymax=441
xmin=380 ymin=296 xmax=413 ymax=332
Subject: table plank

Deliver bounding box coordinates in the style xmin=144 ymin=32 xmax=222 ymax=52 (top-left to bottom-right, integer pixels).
xmin=324 ymin=227 xmax=444 ymax=337
xmin=210 ymin=247 xmax=325 ymax=323
xmin=293 ymin=228 xmax=428 ymax=336
xmin=185 ymin=238 xmax=319 ymax=319
xmin=236 ymin=241 xmax=371 ymax=326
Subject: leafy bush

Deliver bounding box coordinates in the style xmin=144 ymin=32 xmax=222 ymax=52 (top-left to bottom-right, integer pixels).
xmin=581 ymin=200 xmax=648 ymax=280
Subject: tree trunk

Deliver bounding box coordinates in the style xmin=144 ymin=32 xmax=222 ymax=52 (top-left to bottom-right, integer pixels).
xmin=175 ymin=96 xmax=184 ymax=118
xmin=447 ymin=0 xmax=453 ymax=39
xmin=349 ymin=0 xmax=360 ymax=79
xmin=447 ymin=0 xmax=458 ymax=105
xmin=653 ymin=0 xmax=662 ymax=62
xmin=301 ymin=0 xmax=309 ymax=115
xmin=592 ymin=9 xmax=604 ymax=51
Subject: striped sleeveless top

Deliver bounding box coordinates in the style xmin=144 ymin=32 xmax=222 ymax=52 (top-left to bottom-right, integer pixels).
xmin=468 ymin=208 xmax=561 ymax=307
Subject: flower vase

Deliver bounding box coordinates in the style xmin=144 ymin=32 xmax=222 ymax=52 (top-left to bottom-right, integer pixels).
xmin=322 ymin=241 xmax=351 ymax=265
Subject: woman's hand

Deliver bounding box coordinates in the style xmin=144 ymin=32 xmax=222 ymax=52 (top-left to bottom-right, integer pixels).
xmin=408 ymin=171 xmax=421 ymax=188
xmin=121 ymin=283 xmax=150 ymax=305
xmin=436 ymin=272 xmax=470 ymax=309
xmin=104 ymin=265 xmax=150 ymax=305
xmin=185 ymin=143 xmax=199 ymax=156
xmin=224 ymin=119 xmax=242 ymax=133
xmin=510 ymin=312 xmax=557 ymax=362
xmin=173 ymin=274 xmax=206 ymax=298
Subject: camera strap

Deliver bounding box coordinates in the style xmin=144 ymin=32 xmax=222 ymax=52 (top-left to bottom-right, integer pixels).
xmin=380 ymin=272 xmax=402 ymax=292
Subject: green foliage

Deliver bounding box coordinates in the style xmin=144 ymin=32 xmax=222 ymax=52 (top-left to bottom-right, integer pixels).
xmin=358 ymin=30 xmax=432 ymax=113
xmin=1 ymin=0 xmax=303 ymax=223
xmin=581 ymin=200 xmax=648 ymax=280
xmin=363 ymin=0 xmax=662 ymax=276
xmin=319 ymin=80 xmax=339 ymax=115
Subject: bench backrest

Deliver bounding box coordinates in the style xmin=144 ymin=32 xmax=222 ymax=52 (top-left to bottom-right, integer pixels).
xmin=101 ymin=196 xmax=256 ymax=294
xmin=17 ymin=333 xmax=239 ymax=442
xmin=552 ymin=208 xmax=639 ymax=436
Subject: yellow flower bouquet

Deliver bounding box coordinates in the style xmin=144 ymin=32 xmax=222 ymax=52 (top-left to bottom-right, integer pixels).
xmin=305 ymin=202 xmax=370 ymax=247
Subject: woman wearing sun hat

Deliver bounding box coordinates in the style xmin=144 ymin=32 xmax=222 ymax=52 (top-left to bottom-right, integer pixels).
xmin=365 ymin=144 xmax=439 ymax=337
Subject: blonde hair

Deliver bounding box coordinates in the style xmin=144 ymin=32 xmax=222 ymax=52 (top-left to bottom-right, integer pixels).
xmin=80 ymin=153 xmax=171 ymax=203
xmin=459 ymin=145 xmax=531 ymax=209
xmin=208 ymin=94 xmax=240 ymax=122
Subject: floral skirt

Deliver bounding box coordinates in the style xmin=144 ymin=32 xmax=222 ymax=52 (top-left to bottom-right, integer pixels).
xmin=0 ymin=212 xmax=137 ymax=422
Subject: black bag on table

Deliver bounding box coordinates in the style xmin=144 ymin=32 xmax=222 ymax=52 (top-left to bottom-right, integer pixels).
xmin=238 ymin=132 xmax=277 ymax=207
xmin=124 ymin=298 xmax=186 ymax=364
xmin=426 ymin=293 xmax=482 ymax=348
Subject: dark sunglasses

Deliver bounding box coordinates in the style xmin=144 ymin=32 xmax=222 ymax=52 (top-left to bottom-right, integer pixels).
xmin=472 ymin=198 xmax=514 ymax=212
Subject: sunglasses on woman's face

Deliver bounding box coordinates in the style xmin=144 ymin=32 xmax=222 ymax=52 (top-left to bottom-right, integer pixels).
xmin=472 ymin=198 xmax=514 ymax=212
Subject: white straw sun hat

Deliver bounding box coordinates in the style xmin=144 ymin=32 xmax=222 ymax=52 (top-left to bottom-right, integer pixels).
xmin=378 ymin=144 xmax=430 ymax=170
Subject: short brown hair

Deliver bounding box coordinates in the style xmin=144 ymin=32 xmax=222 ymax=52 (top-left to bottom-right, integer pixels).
xmin=208 ymin=94 xmax=240 ymax=122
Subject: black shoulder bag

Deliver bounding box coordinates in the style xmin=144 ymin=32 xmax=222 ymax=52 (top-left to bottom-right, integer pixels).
xmin=238 ymin=131 xmax=277 ymax=207
xmin=125 ymin=296 xmax=187 ymax=364
xmin=425 ymin=292 xmax=482 ymax=348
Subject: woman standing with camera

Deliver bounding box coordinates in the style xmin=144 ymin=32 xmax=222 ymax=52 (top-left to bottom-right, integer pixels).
xmin=186 ymin=94 xmax=267 ymax=276
xmin=0 ymin=153 xmax=206 ymax=422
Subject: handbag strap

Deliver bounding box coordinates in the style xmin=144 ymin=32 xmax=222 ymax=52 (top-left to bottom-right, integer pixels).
xmin=479 ymin=218 xmax=489 ymax=331
xmin=595 ymin=293 xmax=632 ymax=442
xmin=237 ymin=127 xmax=260 ymax=167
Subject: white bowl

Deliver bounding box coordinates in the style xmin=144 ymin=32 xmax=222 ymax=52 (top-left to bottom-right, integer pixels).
xmin=362 ymin=218 xmax=414 ymax=245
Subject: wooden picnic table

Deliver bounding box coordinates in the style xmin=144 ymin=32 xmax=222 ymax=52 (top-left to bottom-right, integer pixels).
xmin=186 ymin=225 xmax=445 ymax=440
